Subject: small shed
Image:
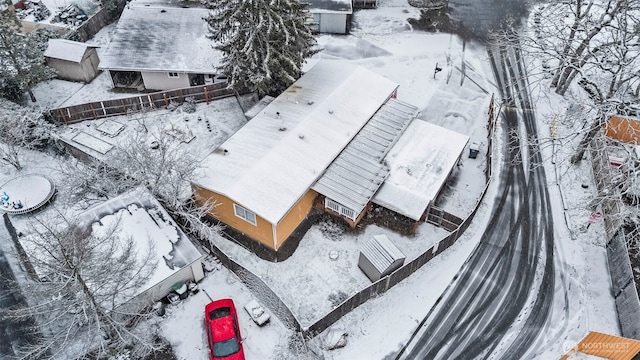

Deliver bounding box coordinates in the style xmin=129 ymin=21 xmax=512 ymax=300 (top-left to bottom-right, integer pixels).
xmin=358 ymin=235 xmax=405 ymax=282
xmin=44 ymin=39 xmax=100 ymax=83
xmin=305 ymin=0 xmax=353 ymax=34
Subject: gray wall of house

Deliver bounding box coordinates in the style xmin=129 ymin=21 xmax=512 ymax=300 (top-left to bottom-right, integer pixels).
xmin=142 ymin=71 xmax=191 ymax=91
xmin=313 ymin=13 xmax=348 ymax=34
xmin=47 ymin=50 xmax=100 ymax=83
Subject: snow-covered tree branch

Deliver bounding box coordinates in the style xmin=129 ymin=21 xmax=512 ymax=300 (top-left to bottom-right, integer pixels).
xmin=0 ymin=11 xmax=56 ymax=102
xmin=0 ymin=98 xmax=54 ymax=170
xmin=6 ymin=210 xmax=163 ymax=359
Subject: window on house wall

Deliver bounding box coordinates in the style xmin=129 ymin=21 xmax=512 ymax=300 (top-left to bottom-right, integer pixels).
xmin=233 ymin=204 xmax=257 ymax=225
xmin=168 ymin=72 xmax=179 ymax=78
xmin=325 ymin=198 xmax=356 ymax=221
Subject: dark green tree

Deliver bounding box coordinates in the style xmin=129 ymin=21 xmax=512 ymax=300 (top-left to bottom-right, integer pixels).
xmin=203 ymin=0 xmax=319 ymax=96
xmin=0 ymin=11 xmax=55 ymax=102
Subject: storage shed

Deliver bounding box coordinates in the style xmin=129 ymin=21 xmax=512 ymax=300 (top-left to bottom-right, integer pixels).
xmin=358 ymin=234 xmax=405 ymax=282
xmin=305 ymin=0 xmax=353 ymax=34
xmin=44 ymin=39 xmax=100 ymax=83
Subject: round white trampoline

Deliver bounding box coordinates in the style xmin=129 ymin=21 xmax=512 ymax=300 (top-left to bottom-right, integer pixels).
xmin=0 ymin=175 xmax=56 ymax=215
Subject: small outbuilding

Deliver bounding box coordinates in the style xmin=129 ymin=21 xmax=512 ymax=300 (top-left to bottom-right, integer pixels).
xmin=78 ymin=187 xmax=205 ymax=309
xmin=305 ymin=0 xmax=353 ymax=34
xmin=358 ymin=234 xmax=405 ymax=282
xmin=44 ymin=39 xmax=100 ymax=83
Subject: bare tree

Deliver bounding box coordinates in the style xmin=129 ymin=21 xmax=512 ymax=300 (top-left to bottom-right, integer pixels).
xmin=0 ymin=98 xmax=54 ymax=170
xmin=7 ymin=210 xmax=162 ymax=359
xmin=55 ymin=157 xmax=138 ymax=210
xmin=533 ymin=0 xmax=638 ymax=96
xmin=57 ymin=129 xmax=223 ymax=249
xmin=511 ymin=1 xmax=640 ymax=163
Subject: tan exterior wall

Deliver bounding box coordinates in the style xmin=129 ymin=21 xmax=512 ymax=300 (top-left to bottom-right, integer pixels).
xmin=274 ymin=190 xmax=318 ymax=248
xmin=192 ymin=185 xmax=276 ymax=248
xmin=604 ymin=115 xmax=640 ymax=144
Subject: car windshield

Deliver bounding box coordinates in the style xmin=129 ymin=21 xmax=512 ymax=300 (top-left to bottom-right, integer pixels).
xmin=213 ymin=338 xmax=240 ymax=357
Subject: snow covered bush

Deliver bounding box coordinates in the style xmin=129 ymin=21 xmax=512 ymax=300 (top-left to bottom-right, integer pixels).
xmin=0 ymin=98 xmax=54 ymax=170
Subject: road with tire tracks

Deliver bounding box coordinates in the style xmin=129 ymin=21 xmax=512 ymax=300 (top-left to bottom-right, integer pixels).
xmin=397 ymin=40 xmax=566 ymax=359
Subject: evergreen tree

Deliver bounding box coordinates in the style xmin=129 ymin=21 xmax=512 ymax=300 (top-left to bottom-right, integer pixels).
xmin=203 ymin=0 xmax=319 ymax=96
xmin=0 ymin=11 xmax=55 ymax=103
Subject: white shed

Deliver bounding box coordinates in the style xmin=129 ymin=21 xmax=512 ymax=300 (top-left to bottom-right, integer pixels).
xmin=44 ymin=39 xmax=100 ymax=83
xmin=305 ymin=0 xmax=352 ymax=34
xmin=358 ymin=235 xmax=405 ymax=282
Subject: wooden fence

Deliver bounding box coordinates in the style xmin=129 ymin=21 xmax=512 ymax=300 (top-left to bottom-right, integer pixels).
xmin=64 ymin=0 xmax=127 ymax=42
xmin=426 ymin=206 xmax=464 ymax=231
xmin=301 ymin=96 xmax=498 ymax=338
xmin=48 ymin=82 xmax=235 ymax=124
xmin=353 ymin=0 xmax=377 ymax=9
xmin=197 ymin=94 xmax=499 ymax=339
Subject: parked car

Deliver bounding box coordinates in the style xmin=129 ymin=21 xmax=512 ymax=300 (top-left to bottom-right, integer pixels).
xmin=244 ymin=299 xmax=270 ymax=326
xmin=205 ymin=299 xmax=245 ymax=360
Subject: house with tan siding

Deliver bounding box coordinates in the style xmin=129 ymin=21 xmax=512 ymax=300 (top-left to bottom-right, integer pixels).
xmin=192 ymin=61 xmax=469 ymax=260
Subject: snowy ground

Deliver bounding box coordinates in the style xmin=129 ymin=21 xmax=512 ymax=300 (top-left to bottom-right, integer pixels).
xmin=3 ymin=0 xmax=624 ymax=359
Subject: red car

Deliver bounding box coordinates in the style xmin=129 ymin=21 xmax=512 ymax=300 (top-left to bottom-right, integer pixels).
xmin=205 ymin=299 xmax=245 ymax=360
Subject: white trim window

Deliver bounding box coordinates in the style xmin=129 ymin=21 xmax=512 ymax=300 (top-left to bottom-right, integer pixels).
xmin=168 ymin=72 xmax=179 ymax=78
xmin=233 ymin=204 xmax=257 ymax=225
xmin=325 ymin=198 xmax=356 ymax=221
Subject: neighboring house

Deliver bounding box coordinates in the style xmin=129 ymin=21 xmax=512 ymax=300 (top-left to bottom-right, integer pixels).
xmin=78 ymin=187 xmax=204 ymax=309
xmin=192 ymin=60 xmax=469 ymax=259
xmin=604 ymin=114 xmax=640 ymax=145
xmin=44 ymin=39 xmax=100 ymax=83
xmin=304 ymin=0 xmax=352 ymax=34
xmin=99 ymin=0 xmax=223 ymax=91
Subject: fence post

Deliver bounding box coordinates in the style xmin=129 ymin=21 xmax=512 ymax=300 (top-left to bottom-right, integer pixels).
xmin=58 ymin=108 xmax=67 ymax=124
xmin=163 ymin=94 xmax=169 ymax=107
xmin=90 ymin=102 xmax=97 ymax=119
xmin=204 ymin=86 xmax=209 ymax=104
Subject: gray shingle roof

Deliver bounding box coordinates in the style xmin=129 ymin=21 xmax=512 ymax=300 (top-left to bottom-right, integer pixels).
xmin=99 ymin=3 xmax=221 ymax=73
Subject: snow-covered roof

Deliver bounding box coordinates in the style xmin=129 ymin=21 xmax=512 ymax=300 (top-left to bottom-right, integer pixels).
xmin=44 ymin=39 xmax=98 ymax=63
xmin=372 ymin=120 xmax=469 ymax=221
xmin=361 ymin=234 xmax=405 ymax=273
xmin=311 ymin=98 xmax=418 ymax=215
xmin=78 ymin=187 xmax=202 ymax=305
xmin=194 ymin=60 xmax=398 ymax=225
xmin=304 ymin=0 xmax=352 ymax=14
xmin=99 ymin=1 xmax=221 ymax=73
